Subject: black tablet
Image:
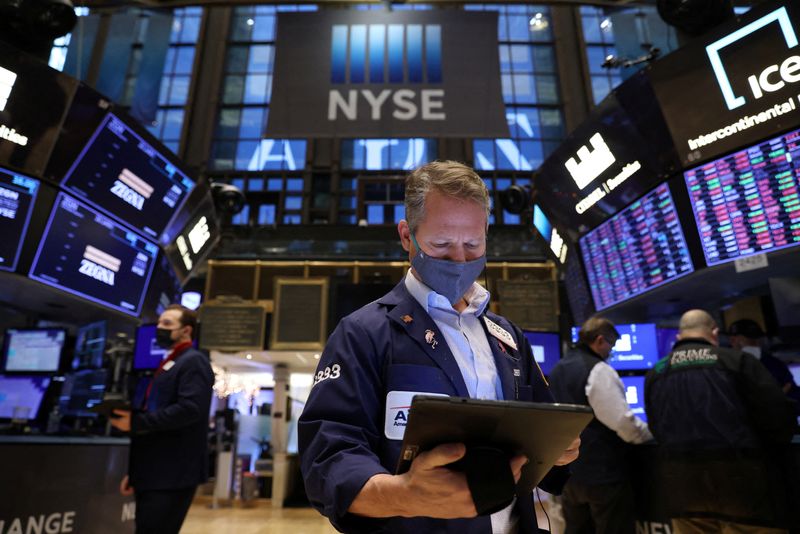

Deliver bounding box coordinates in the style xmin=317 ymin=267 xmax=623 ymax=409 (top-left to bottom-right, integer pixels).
xmin=396 ymin=396 xmax=593 ymax=493
xmin=88 ymin=399 xmax=131 ymax=418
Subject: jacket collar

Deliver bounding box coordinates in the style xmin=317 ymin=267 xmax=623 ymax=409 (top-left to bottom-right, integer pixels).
xmin=672 ymin=337 xmax=715 ymax=350
xmin=379 ymin=282 xmax=522 ymax=400
xmin=481 ymin=311 xmax=522 ymax=401
xmin=382 ymin=282 xmax=470 ymax=397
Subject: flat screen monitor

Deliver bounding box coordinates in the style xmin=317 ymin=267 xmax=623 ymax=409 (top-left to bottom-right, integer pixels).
xmin=0 ymin=375 xmax=51 ymax=420
xmin=571 ymin=323 xmax=660 ymax=371
xmin=133 ymin=324 xmax=168 ymax=370
xmin=2 ymin=329 xmax=66 ymax=373
xmin=563 ymin=253 xmax=594 ymax=326
xmin=72 ymin=321 xmax=107 ymax=369
xmin=522 ymin=331 xmax=561 ymax=376
xmin=0 ymin=169 xmax=39 ymax=272
xmin=684 ymin=126 xmax=800 ymax=266
xmin=0 ymin=44 xmax=78 ymax=176
xmin=620 ymin=375 xmax=647 ymax=423
xmin=533 ymin=86 xmax=678 ymax=231
xmin=789 ymin=364 xmax=800 ymax=388
xmin=141 ymin=251 xmax=183 ymax=324
xmin=29 ymin=193 xmax=159 ymax=316
xmin=656 ymin=328 xmax=679 ymax=358
xmin=164 ymin=191 xmax=219 ymax=283
xmin=579 ymin=183 xmax=695 ymax=310
xmin=61 ymin=113 xmax=195 ymax=241
xmin=532 ymin=205 xmax=568 ymax=264
xmin=58 ymin=369 xmax=107 ymax=417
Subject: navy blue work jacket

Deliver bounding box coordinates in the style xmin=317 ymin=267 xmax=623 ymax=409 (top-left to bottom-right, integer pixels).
xmin=299 ymin=282 xmax=568 ymax=533
xmin=129 ymin=347 xmax=214 ymax=491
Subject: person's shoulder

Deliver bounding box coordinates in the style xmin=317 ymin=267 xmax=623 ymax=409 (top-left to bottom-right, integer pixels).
xmin=179 ymin=348 xmax=211 ymax=368
xmin=334 ymin=293 xmax=405 ymax=343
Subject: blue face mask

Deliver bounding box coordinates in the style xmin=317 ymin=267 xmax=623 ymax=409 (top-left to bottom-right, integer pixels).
xmin=410 ymin=233 xmax=486 ymax=306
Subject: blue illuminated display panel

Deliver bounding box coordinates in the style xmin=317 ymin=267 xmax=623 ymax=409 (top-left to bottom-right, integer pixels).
xmin=522 ymin=331 xmax=561 ymax=376
xmin=61 ymin=113 xmax=195 ymax=241
xmin=580 ymin=183 xmax=694 ymax=310
xmin=684 ymin=127 xmax=800 ymax=265
xmin=620 ymin=375 xmax=647 ymax=422
xmin=0 ymin=169 xmax=39 ymax=271
xmin=29 ymin=194 xmax=158 ymax=316
xmin=571 ymin=323 xmax=660 ymax=371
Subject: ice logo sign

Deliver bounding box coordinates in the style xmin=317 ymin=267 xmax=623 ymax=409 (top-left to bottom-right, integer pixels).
xmin=564 ymin=133 xmax=616 ymax=190
xmin=0 ymin=65 xmax=16 ymax=111
xmin=707 ymin=6 xmax=799 ymax=110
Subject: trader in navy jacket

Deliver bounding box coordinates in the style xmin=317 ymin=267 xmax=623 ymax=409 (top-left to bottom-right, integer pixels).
xmin=299 ymin=161 xmax=580 ymax=534
xmin=111 ymin=304 xmax=214 ymax=534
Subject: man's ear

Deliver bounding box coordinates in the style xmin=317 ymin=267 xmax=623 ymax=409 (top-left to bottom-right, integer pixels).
xmin=398 ymin=220 xmax=412 ymax=252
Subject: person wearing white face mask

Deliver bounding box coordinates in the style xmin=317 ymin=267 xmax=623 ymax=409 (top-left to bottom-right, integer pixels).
xmin=299 ymin=160 xmax=581 ymax=534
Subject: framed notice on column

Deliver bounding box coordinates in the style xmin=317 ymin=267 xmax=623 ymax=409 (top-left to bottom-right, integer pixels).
xmin=198 ymin=303 xmax=267 ymax=352
xmin=270 ymin=277 xmax=329 ymax=351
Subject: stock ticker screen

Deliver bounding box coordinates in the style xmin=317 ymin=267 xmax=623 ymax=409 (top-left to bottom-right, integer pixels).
xmin=61 ymin=113 xmax=195 ymax=241
xmin=579 ymin=183 xmax=694 ymax=310
xmin=684 ymin=127 xmax=800 ymax=266
xmin=0 ymin=169 xmax=39 ymax=271
xmin=29 ymin=193 xmax=158 ymax=316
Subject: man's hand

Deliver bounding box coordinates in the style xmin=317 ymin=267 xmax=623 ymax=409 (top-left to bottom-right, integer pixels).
xmin=119 ymin=475 xmax=134 ymax=496
xmin=349 ymin=443 xmax=528 ymax=519
xmin=110 ymin=410 xmax=132 ymax=432
xmin=553 ymin=437 xmax=580 ymax=466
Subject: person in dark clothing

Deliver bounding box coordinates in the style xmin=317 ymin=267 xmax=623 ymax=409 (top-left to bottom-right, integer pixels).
xmin=548 ymin=316 xmax=653 ymax=534
xmin=727 ymin=318 xmax=798 ymax=395
xmin=645 ymin=310 xmax=796 ymax=534
xmin=111 ymin=304 xmax=214 ymax=534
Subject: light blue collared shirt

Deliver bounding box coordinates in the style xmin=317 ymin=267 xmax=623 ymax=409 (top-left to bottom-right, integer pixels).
xmin=404 ymin=272 xmax=503 ymax=401
xmin=404 ymin=272 xmax=516 ymax=534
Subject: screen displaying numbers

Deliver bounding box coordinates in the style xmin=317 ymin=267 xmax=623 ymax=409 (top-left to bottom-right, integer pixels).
xmin=580 ymin=183 xmax=694 ymax=310
xmin=685 ymin=127 xmax=800 ymax=265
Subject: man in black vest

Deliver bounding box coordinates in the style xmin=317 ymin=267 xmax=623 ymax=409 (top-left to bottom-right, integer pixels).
xmin=548 ymin=316 xmax=653 ymax=534
xmin=645 ymin=309 xmax=796 ymax=533
xmin=111 ymin=304 xmax=214 ymax=534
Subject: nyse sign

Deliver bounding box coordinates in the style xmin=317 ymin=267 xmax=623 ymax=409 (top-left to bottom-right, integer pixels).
xmin=267 ymin=11 xmax=507 ymax=137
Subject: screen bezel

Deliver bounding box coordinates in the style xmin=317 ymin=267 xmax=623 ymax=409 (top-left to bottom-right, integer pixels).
xmin=59 ymin=111 xmax=197 ymax=242
xmin=1 ymin=327 xmax=68 ymax=374
xmin=577 ymin=182 xmax=697 ymax=311
xmin=0 ymin=374 xmax=52 ymax=421
xmin=682 ymin=124 xmax=800 ymax=267
xmin=27 ymin=192 xmax=159 ymax=317
xmin=0 ymin=168 xmax=41 ymax=273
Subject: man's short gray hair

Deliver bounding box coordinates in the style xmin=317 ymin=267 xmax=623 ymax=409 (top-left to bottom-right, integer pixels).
xmin=404 ymin=160 xmax=491 ymax=233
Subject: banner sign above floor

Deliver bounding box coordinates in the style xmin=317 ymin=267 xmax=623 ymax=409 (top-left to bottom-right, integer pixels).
xmin=266 ymin=11 xmax=508 ymax=138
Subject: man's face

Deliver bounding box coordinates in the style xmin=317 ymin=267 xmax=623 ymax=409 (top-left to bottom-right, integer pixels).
xmin=729 ymin=334 xmax=745 ymax=351
xmin=157 ymin=309 xmax=187 ymax=342
xmin=399 ymin=189 xmax=487 ymax=262
xmin=596 ymin=334 xmax=617 ymax=360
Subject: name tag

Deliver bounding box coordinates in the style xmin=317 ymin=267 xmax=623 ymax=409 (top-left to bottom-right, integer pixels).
xmin=483 ymin=317 xmax=518 ymax=351
xmin=385 ymin=391 xmax=448 ymax=440
xmin=163 ymin=361 xmax=176 ymax=371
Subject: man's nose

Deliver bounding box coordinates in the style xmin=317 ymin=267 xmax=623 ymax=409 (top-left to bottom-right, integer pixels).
xmin=444 ymin=246 xmax=467 ymax=263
